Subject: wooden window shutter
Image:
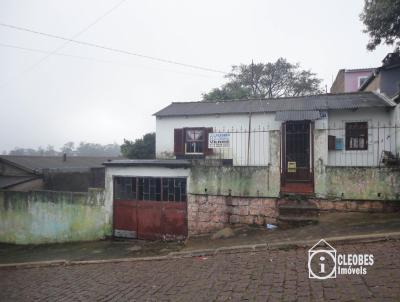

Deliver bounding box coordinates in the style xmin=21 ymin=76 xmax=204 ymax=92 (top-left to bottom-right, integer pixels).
xmin=174 ymin=128 xmax=184 ymax=156
xmin=328 ymin=135 xmax=336 ymax=150
xmin=204 ymin=127 xmax=213 ymax=155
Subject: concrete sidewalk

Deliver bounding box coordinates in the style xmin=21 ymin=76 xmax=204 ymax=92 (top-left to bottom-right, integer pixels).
xmin=0 ymin=212 xmax=399 ymax=266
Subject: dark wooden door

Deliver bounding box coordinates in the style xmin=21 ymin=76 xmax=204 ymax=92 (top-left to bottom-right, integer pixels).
xmin=282 ymin=121 xmax=313 ymax=182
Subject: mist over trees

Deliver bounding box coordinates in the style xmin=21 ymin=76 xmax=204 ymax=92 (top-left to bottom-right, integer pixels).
xmin=202 ymin=58 xmax=323 ymax=101
xmin=7 ymin=142 xmax=121 ymax=157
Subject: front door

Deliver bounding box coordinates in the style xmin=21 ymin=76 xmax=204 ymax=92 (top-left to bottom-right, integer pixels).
xmin=282 ymin=121 xmax=313 ymax=187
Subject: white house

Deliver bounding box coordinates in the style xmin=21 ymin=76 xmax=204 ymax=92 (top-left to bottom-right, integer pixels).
xmin=105 ymin=91 xmax=400 ymax=240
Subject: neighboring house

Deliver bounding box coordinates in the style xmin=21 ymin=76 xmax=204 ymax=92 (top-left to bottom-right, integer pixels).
xmin=330 ymin=68 xmax=375 ymax=93
xmin=359 ymin=53 xmax=400 ymax=98
xmin=0 ymin=155 xmax=120 ymax=192
xmin=104 ymin=91 xmax=400 ymax=241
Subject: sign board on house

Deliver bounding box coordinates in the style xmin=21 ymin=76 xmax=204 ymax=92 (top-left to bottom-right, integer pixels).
xmin=287 ymin=161 xmax=297 ymax=173
xmin=208 ymin=133 xmax=231 ymax=148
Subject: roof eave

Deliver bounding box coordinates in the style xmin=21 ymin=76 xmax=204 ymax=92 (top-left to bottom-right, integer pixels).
xmin=372 ymin=91 xmax=397 ymax=107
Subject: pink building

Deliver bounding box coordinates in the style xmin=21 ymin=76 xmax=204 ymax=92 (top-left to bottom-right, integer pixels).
xmin=330 ymin=68 xmax=375 ymax=93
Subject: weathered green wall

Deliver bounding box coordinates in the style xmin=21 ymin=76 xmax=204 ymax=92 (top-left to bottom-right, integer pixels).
xmin=325 ymin=167 xmax=400 ymax=200
xmin=189 ymin=165 xmax=280 ymax=197
xmin=0 ymin=189 xmax=111 ymax=244
xmin=188 ymin=130 xmax=281 ymax=198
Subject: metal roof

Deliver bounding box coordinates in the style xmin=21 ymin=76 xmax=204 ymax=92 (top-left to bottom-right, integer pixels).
xmin=275 ymin=110 xmax=321 ymax=121
xmin=103 ymin=159 xmax=191 ymax=167
xmin=0 ymin=176 xmax=39 ymax=189
xmin=154 ymin=92 xmax=395 ymax=117
xmin=0 ymin=155 xmax=122 ymax=173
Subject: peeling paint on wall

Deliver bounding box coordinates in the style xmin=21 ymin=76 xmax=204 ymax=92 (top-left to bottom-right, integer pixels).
xmin=325 ymin=167 xmax=400 ymax=200
xmin=0 ymin=189 xmax=111 ymax=244
xmin=189 ymin=165 xmax=280 ymax=197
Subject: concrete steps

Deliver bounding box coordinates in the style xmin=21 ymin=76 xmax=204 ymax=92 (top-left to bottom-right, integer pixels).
xmin=277 ymin=198 xmax=320 ymax=228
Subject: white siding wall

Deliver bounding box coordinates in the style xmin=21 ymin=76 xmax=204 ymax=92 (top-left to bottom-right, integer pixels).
xmin=156 ymin=113 xmax=281 ymax=166
xmin=327 ymin=108 xmax=395 ymax=166
xmin=155 ymin=107 xmax=395 ymax=168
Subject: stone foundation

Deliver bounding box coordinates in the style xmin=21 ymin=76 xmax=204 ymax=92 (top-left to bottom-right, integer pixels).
xmin=277 ymin=198 xmax=400 ymax=213
xmin=188 ymin=194 xmax=400 ymax=236
xmin=314 ymin=199 xmax=400 ymax=212
xmin=188 ymin=194 xmax=278 ymax=235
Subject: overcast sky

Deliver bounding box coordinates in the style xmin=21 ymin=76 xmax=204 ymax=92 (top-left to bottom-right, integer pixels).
xmin=0 ymin=0 xmax=393 ymax=153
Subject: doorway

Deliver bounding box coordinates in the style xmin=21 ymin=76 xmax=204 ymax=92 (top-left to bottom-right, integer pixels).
xmin=281 ymin=121 xmax=314 ymax=194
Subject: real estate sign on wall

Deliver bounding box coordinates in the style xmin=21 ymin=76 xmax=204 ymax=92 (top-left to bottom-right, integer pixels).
xmin=208 ymin=133 xmax=231 ymax=148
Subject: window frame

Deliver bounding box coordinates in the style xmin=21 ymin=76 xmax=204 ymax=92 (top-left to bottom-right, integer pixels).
xmin=113 ymin=176 xmax=187 ymax=202
xmin=184 ymin=127 xmax=206 ymax=155
xmin=345 ymin=122 xmax=368 ymax=151
xmin=358 ymin=76 xmax=369 ymax=88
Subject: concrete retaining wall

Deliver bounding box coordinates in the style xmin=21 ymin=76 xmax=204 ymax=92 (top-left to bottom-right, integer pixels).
xmin=325 ymin=166 xmax=400 ymax=200
xmin=189 ymin=165 xmax=280 ymax=197
xmin=0 ymin=189 xmax=111 ymax=244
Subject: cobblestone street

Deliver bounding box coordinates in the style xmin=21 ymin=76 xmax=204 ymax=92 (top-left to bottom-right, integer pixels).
xmin=0 ymin=240 xmax=399 ymax=301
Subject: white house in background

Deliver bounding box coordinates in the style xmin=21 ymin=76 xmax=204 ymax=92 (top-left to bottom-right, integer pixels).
xmin=104 ymin=91 xmax=400 ymax=241
xmin=154 ymin=91 xmax=399 ymax=170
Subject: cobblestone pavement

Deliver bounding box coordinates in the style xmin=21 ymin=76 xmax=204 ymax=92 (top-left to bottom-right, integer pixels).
xmin=0 ymin=240 xmax=399 ymax=301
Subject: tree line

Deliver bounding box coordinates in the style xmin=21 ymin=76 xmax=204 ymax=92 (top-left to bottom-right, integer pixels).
xmin=6 ymin=142 xmax=121 ymax=157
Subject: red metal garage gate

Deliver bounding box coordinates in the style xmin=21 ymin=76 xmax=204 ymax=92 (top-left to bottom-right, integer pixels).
xmin=113 ymin=176 xmax=187 ymax=240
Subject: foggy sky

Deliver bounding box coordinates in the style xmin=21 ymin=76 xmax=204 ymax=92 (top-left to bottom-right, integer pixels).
xmin=0 ymin=0 xmax=393 ymax=153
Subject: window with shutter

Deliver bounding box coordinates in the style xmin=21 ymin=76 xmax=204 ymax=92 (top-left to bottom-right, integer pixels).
xmin=174 ymin=128 xmax=184 ymax=156
xmin=328 ymin=135 xmax=336 ymax=150
xmin=173 ymin=127 xmax=215 ymax=156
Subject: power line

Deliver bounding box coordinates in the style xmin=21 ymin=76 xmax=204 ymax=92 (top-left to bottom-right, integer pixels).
xmin=0 ymin=22 xmax=228 ymax=75
xmin=27 ymin=0 xmax=128 ymax=68
xmin=0 ymin=42 xmax=221 ymax=79
xmin=0 ymin=0 xmax=128 ymax=87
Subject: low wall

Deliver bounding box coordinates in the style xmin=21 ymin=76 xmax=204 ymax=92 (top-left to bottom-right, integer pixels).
xmin=0 ymin=189 xmax=111 ymax=244
xmin=188 ymin=194 xmax=278 ymax=235
xmin=189 ymin=165 xmax=280 ymax=197
xmin=278 ymin=198 xmax=400 ymax=213
xmin=315 ymin=199 xmax=400 ymax=212
xmin=325 ymin=166 xmax=400 ymax=200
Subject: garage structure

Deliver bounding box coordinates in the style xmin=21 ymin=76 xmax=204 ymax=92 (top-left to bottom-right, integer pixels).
xmin=104 ymin=160 xmax=190 ymax=240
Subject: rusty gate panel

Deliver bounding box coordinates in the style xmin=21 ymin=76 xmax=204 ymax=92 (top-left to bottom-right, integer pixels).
xmin=136 ymin=201 xmax=163 ymax=240
xmin=113 ymin=176 xmax=188 ymax=240
xmin=113 ymin=200 xmax=138 ymax=238
xmin=162 ymin=202 xmax=187 ymax=240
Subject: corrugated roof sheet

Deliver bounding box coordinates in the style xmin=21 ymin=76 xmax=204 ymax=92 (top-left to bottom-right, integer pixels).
xmin=275 ymin=110 xmax=321 ymax=121
xmin=154 ymin=92 xmax=395 ymax=117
